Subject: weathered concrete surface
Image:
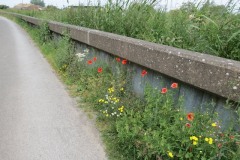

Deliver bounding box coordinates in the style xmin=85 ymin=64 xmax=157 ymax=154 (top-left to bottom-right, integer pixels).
xmin=0 ymin=16 xmax=107 ymax=160
xmin=88 ymin=30 xmax=240 ymax=101
xmin=6 ymin=12 xmax=240 ymax=101
xmin=49 ymin=21 xmax=91 ymax=45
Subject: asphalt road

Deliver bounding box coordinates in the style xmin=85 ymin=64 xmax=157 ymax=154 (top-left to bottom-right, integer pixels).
xmin=0 ymin=16 xmax=107 ymax=160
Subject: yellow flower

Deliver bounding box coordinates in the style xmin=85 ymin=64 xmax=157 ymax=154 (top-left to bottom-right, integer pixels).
xmin=106 ymin=114 xmax=109 ymax=117
xmin=108 ymin=87 xmax=115 ymax=93
xmin=190 ymin=136 xmax=198 ymax=141
xmin=167 ymin=151 xmax=174 ymax=158
xmin=118 ymin=106 xmax=124 ymax=113
xmin=104 ymin=101 xmax=108 ymax=104
xmin=180 ymin=117 xmax=183 ymax=120
xmin=193 ymin=141 xmax=198 ymax=145
xmin=112 ymin=97 xmax=120 ymax=103
xmin=119 ymin=109 xmax=123 ymax=113
xmin=120 ymin=87 xmax=124 ymax=91
xmin=209 ymin=138 xmax=213 ymax=144
xmin=205 ymin=137 xmax=213 ymax=144
xmin=98 ymin=99 xmax=105 ymax=103
xmin=211 ymin=123 xmax=217 ymax=127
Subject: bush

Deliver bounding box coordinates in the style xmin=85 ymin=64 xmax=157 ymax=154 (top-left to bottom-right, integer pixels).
xmin=116 ymin=85 xmax=240 ymax=159
xmin=0 ymin=5 xmax=9 ymax=9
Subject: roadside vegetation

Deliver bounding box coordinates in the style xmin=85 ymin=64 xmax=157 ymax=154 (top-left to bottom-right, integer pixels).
xmin=4 ymin=14 xmax=239 ymax=159
xmin=7 ymin=0 xmax=240 ymax=61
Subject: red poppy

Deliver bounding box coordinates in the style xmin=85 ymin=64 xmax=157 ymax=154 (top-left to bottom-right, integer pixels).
xmin=97 ymin=67 xmax=102 ymax=73
xmin=187 ymin=112 xmax=194 ymax=121
xmin=161 ymin=88 xmax=167 ymax=94
xmin=122 ymin=59 xmax=127 ymax=65
xmin=171 ymin=83 xmax=178 ymax=88
xmin=93 ymin=57 xmax=97 ymax=62
xmin=141 ymin=70 xmax=147 ymax=77
xmin=116 ymin=57 xmax=121 ymax=62
xmin=185 ymin=123 xmax=191 ymax=128
xmin=87 ymin=60 xmax=93 ymax=65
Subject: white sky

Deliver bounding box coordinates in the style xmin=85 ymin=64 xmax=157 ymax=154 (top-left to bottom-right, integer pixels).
xmin=0 ymin=0 xmax=239 ymax=10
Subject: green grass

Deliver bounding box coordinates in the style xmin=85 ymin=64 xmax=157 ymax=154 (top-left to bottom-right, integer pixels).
xmin=6 ymin=0 xmax=240 ymax=61
xmin=3 ymin=11 xmax=240 ymax=160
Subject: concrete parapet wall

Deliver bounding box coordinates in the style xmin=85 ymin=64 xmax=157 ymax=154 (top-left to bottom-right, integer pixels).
xmin=1 ymin=12 xmax=240 ymax=128
xmin=4 ymin=13 xmax=239 ymax=102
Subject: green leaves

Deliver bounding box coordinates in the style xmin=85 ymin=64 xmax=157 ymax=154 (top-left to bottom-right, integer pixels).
xmin=115 ymin=85 xmax=240 ymax=159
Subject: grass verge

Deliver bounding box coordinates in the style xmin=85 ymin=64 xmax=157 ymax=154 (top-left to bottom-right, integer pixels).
xmin=6 ymin=16 xmax=240 ymax=160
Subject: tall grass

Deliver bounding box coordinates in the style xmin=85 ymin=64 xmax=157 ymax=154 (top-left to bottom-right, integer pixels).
xmin=11 ymin=14 xmax=240 ymax=160
xmin=9 ymin=0 xmax=240 ymax=60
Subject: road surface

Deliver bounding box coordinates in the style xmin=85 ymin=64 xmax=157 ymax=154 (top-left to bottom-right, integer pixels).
xmin=0 ymin=16 xmax=107 ymax=160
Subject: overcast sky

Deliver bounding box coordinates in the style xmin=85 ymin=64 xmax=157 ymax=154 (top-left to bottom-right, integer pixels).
xmin=0 ymin=0 xmax=238 ymax=10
